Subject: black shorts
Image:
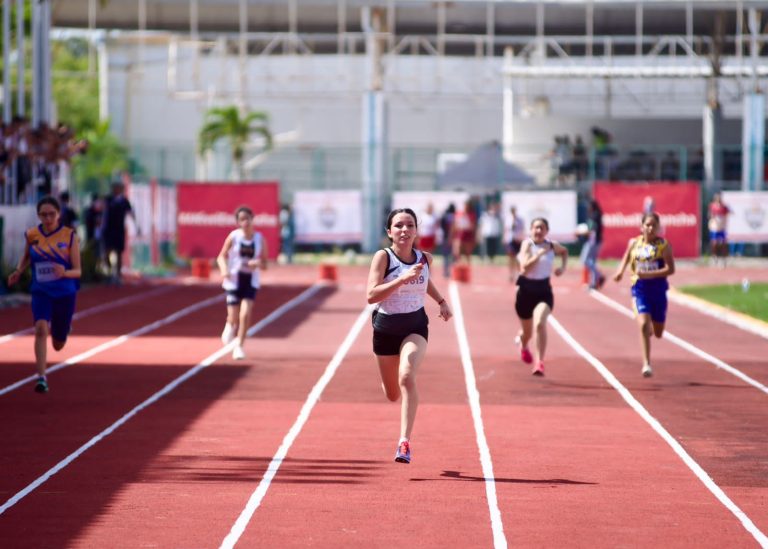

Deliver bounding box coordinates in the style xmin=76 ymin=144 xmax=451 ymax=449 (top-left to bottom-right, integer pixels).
xmin=372 ymin=308 xmax=429 ymax=356
xmin=515 ymin=276 xmax=554 ymax=319
xmin=508 ymin=239 xmax=522 ymax=255
xmin=226 ymin=272 xmax=258 ymax=305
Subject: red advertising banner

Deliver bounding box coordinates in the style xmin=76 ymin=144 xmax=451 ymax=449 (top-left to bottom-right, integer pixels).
xmin=594 ymin=182 xmax=701 ymax=258
xmin=177 ymin=182 xmax=280 ymax=260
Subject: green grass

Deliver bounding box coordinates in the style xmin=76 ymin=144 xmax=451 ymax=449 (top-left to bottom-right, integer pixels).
xmin=678 ymin=282 xmax=768 ymax=323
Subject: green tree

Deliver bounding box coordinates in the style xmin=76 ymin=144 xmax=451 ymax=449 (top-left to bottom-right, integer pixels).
xmin=198 ymin=105 xmax=272 ymax=181
xmin=71 ymin=120 xmax=130 ymax=195
xmin=52 ymin=38 xmax=99 ymax=133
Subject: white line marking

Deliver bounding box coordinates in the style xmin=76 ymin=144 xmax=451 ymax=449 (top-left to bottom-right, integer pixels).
xmin=0 ymin=284 xmax=324 ymax=516
xmin=548 ymin=314 xmax=768 ymax=547
xmin=450 ymin=282 xmax=508 ymax=549
xmin=0 ymin=286 xmax=174 ymax=345
xmin=220 ymin=304 xmax=372 ymax=549
xmin=0 ymin=293 xmax=225 ymax=397
xmin=668 ymin=289 xmax=768 ymax=341
xmin=589 ymin=290 xmax=768 ymax=397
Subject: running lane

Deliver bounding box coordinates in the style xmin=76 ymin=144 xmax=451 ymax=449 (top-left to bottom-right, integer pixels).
xmin=232 ymin=266 xmax=496 ymax=548
xmin=0 ymin=282 xmax=312 ymax=548
xmin=457 ymin=265 xmax=760 ymax=547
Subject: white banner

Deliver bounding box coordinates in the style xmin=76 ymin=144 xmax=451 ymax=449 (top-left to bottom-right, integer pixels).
xmin=293 ymin=190 xmax=363 ymax=244
xmin=500 ymin=191 xmax=578 ymax=243
xmin=722 ymin=191 xmax=768 ymax=242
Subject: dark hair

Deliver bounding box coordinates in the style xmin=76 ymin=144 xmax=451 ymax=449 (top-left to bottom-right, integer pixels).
xmin=37 ymin=195 xmax=61 ymax=213
xmin=589 ymin=199 xmax=602 ymax=214
xmin=642 ymin=212 xmax=660 ymax=225
xmin=386 ymin=208 xmax=418 ymax=230
xmin=530 ymin=217 xmax=549 ymax=230
xmin=59 ymin=191 xmax=70 ymax=202
xmin=235 ymin=205 xmax=254 ymax=219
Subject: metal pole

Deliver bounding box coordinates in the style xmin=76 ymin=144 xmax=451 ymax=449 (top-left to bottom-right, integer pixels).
xmin=486 ymin=1 xmax=495 ymax=58
xmin=88 ymin=0 xmax=96 ymax=74
xmin=98 ymin=39 xmax=109 ymax=122
xmin=502 ymin=46 xmax=514 ymax=161
xmin=238 ymin=0 xmax=247 ymax=108
xmin=586 ymin=1 xmax=593 ymax=59
xmin=16 ymin=0 xmax=24 ymax=116
xmin=635 ymin=2 xmax=643 ymax=58
xmin=31 ymin=0 xmax=39 ymax=128
xmin=3 ymin=0 xmax=11 ymax=123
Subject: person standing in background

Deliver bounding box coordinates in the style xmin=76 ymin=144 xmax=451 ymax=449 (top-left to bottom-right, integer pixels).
xmin=579 ymin=199 xmax=605 ymax=289
xmin=507 ymin=205 xmax=525 ymax=281
xmin=416 ymin=202 xmax=438 ymax=254
xmin=478 ymin=202 xmax=503 ymax=263
xmin=101 ymin=181 xmax=136 ymax=285
xmin=59 ymin=191 xmax=79 ymax=229
xmin=707 ymin=192 xmax=730 ymax=268
xmin=279 ymin=204 xmax=296 ymax=264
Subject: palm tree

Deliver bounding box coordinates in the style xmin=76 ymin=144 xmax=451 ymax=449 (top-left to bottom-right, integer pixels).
xmin=198 ymin=106 xmax=272 ymax=181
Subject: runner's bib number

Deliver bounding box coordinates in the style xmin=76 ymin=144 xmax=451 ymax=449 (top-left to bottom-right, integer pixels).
xmin=637 ymin=260 xmax=660 ymax=273
xmin=35 ymin=262 xmax=60 ymax=282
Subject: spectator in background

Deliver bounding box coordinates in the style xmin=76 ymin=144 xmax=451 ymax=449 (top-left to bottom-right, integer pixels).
xmin=439 ymin=203 xmax=456 ymax=277
xmin=573 ymin=135 xmax=588 ymax=180
xmin=417 ymin=202 xmax=438 ymax=253
xmin=452 ymin=198 xmax=477 ymax=265
xmin=708 ymin=192 xmax=731 ymax=268
xmin=59 ymin=191 xmax=79 ymax=228
xmin=579 ymin=199 xmax=605 ymax=290
xmin=101 ymin=182 xmax=136 ymax=285
xmin=507 ymin=205 xmax=525 ymax=282
xmin=279 ymin=204 xmax=295 ymax=264
xmin=479 ymin=202 xmax=503 ymax=263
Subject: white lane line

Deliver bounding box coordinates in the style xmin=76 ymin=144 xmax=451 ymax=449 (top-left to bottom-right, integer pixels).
xmin=548 ymin=314 xmax=768 ymax=548
xmin=0 ymin=286 xmax=174 ymax=345
xmin=220 ymin=304 xmax=372 ymax=549
xmin=0 ymin=293 xmax=224 ymax=397
xmin=0 ymin=283 xmax=324 ymax=516
xmin=450 ymin=282 xmax=508 ymax=549
xmin=589 ymin=290 xmax=768 ymax=397
xmin=668 ymin=289 xmax=768 ymax=341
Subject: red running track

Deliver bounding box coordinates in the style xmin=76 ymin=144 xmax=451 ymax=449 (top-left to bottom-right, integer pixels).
xmin=0 ymin=262 xmax=765 ymax=548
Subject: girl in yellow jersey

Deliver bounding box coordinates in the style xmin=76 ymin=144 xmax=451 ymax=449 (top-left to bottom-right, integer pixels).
xmin=613 ymin=212 xmax=675 ymax=378
xmin=7 ymin=196 xmax=81 ymax=393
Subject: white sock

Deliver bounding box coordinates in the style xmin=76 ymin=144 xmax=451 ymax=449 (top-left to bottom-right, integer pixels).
xmin=399 ymin=437 xmax=409 ymax=445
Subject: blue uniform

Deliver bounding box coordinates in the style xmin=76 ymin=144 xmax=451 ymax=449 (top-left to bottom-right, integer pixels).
xmin=26 ymin=224 xmax=79 ymax=341
xmin=629 ymin=236 xmax=669 ymax=323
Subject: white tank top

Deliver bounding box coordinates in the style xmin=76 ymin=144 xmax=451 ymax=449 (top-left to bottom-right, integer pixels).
xmin=525 ymin=238 xmax=555 ymax=280
xmin=376 ymin=248 xmax=429 ymax=315
xmin=222 ymin=228 xmax=263 ymax=290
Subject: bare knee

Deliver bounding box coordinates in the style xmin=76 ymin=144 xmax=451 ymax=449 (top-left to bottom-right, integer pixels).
xmin=34 ymin=322 xmax=48 ymax=339
xmin=399 ymin=369 xmax=416 ymax=391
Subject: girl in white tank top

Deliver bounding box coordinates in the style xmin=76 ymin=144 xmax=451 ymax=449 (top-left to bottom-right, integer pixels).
xmin=515 ymin=217 xmax=568 ymax=377
xmin=366 ymin=208 xmax=453 ymax=465
xmin=216 ymin=206 xmax=268 ymax=361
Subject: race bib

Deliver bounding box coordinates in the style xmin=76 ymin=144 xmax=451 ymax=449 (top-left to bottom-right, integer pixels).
xmin=35 ymin=262 xmax=60 ymax=282
xmin=637 ymin=260 xmax=659 ymax=273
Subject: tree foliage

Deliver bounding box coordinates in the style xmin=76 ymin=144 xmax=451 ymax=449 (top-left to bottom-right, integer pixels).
xmin=198 ymin=105 xmax=272 ymax=180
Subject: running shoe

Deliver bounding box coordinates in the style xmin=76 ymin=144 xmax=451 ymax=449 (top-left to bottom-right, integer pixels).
xmin=394 ymin=440 xmax=411 ymax=464
xmin=532 ymin=362 xmax=545 ymax=376
xmin=34 ymin=377 xmax=49 ymax=393
xmin=520 ymin=347 xmax=533 ymax=364
xmin=642 ymin=364 xmax=653 ymax=378
xmin=221 ymin=323 xmax=236 ymax=345
xmin=232 ymin=345 xmax=246 ymax=360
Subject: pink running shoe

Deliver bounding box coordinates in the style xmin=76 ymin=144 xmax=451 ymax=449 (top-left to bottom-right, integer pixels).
xmin=532 ymin=362 xmax=545 ymax=376
xmin=395 ymin=440 xmax=411 ymax=464
xmin=520 ymin=347 xmax=533 ymax=364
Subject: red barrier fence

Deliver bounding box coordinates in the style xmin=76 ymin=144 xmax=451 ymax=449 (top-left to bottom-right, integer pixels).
xmin=177 ymin=181 xmax=280 ymax=260
xmin=594 ymin=182 xmax=701 ymax=258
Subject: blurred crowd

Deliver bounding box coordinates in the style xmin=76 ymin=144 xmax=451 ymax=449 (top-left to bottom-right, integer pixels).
xmin=0 ymin=116 xmax=88 ymax=204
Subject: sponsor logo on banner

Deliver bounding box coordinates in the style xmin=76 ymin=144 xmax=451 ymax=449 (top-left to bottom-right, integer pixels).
xmin=744 ymin=203 xmax=765 ymax=230
xmin=178 ymin=211 xmax=278 ymax=227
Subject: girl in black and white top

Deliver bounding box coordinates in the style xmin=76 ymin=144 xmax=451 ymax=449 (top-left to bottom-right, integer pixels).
xmin=216 ymin=206 xmax=268 ymax=360
xmin=515 ymin=217 xmax=567 ymax=376
xmin=367 ymin=208 xmax=453 ymax=464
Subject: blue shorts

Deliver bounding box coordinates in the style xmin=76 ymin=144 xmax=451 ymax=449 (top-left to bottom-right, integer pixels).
xmin=631 ymin=284 xmax=667 ymax=324
xmin=709 ymin=230 xmax=727 ymax=243
xmin=31 ymin=293 xmax=77 ymax=342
